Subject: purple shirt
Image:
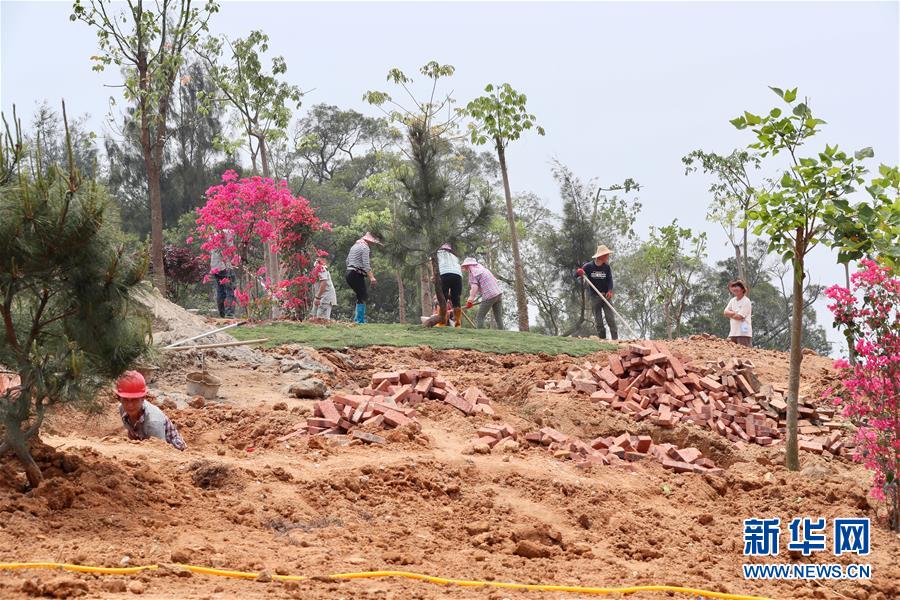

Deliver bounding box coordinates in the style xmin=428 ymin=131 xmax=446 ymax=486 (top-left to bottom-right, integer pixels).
xmin=468 ymin=264 xmax=502 ymax=301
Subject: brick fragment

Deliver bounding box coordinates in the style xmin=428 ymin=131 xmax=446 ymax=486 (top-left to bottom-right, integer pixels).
xmin=351 ymin=431 xmax=386 ymax=444
xmin=635 ymin=435 xmax=653 ymax=453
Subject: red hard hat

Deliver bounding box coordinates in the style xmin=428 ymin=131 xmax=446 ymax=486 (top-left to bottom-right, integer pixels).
xmin=115 ymin=370 xmax=147 ymax=398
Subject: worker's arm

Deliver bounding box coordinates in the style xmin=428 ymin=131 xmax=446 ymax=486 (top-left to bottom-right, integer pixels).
xmin=466 ymin=282 xmax=480 ymax=308
xmin=606 ymin=266 xmax=614 ymax=298
xmin=314 ymin=280 xmax=326 ymax=305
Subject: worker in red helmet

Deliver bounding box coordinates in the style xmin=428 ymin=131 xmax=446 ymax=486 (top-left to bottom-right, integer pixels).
xmin=115 ymin=370 xmax=186 ymax=451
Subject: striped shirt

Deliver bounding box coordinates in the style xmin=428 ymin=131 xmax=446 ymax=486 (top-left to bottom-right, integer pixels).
xmin=346 ymin=240 xmax=371 ymax=273
xmin=467 ymin=264 xmax=502 ymax=301
xmin=437 ymin=249 xmax=462 ymax=276
xmin=119 ymin=401 xmax=187 ymax=451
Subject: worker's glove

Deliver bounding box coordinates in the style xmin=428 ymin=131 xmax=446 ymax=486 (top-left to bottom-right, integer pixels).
xmin=576 ymin=268 xmax=585 ymax=277
xmin=465 ymin=301 xmax=473 ymax=309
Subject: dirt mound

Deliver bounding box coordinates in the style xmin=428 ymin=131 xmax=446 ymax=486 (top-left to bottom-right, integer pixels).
xmin=133 ymin=286 xmax=263 ymax=362
xmin=1 ymin=338 xmax=896 ymax=599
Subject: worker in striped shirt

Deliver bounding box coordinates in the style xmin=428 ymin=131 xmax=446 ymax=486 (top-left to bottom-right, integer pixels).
xmin=345 ymin=232 xmax=381 ymax=323
xmin=461 ymin=257 xmax=505 ymax=329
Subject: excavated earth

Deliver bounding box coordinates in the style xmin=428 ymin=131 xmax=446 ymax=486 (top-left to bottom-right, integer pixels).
xmin=1 ymin=333 xmax=898 ymax=600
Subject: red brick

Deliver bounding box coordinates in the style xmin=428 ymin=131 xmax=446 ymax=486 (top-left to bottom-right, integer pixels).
xmin=477 ymin=426 xmax=504 ymax=439
xmin=590 ymin=391 xmax=617 ymax=403
xmin=661 ymin=458 xmax=694 ymax=473
xmin=315 ymin=400 xmax=341 ymax=423
xmin=590 ymin=436 xmax=611 ymax=450
xmin=524 ymin=432 xmax=543 ymax=443
xmin=351 ymin=431 xmax=386 ymax=444
xmin=607 ymin=445 xmax=626 ymax=458
xmin=381 ymin=409 xmax=414 ymax=428
xmin=443 ymin=393 xmax=474 ymax=415
xmin=628 ymin=344 xmax=652 ymax=356
xmin=676 ymin=447 xmax=703 ymax=464
xmin=414 ymin=377 xmax=433 ymax=395
xmin=472 ymin=403 xmax=495 ymax=416
xmin=635 ymin=435 xmax=653 ymax=453
xmin=597 ymin=368 xmax=619 ymax=387
xmin=372 ymin=372 xmax=401 ymax=384
xmin=573 ymin=379 xmax=598 ymax=394
xmin=608 ymin=354 xmax=625 ymax=376
xmin=429 ymin=387 xmax=448 ymax=400
xmin=307 ymin=417 xmax=339 ymax=428
xmin=624 ymin=451 xmax=646 ymax=462
xmin=361 ymin=414 xmax=384 ymax=428
xmin=540 ymin=427 xmax=569 ymax=444
xmin=399 ymin=370 xmax=419 ymax=385
xmin=799 ymin=440 xmax=824 ymax=454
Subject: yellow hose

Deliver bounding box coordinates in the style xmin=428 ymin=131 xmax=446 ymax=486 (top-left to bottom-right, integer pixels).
xmin=0 ymin=562 xmax=776 ymax=600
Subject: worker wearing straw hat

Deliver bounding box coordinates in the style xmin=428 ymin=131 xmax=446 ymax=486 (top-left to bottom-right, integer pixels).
xmin=575 ymin=244 xmax=618 ymax=340
xmin=461 ymin=257 xmax=504 ymax=329
xmin=436 ymin=242 xmax=463 ymax=327
xmin=345 ymin=232 xmax=382 ymax=324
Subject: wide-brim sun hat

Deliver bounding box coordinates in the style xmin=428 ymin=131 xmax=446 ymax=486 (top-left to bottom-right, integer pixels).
xmin=439 ymin=243 xmax=453 ymax=252
xmin=460 ymin=257 xmax=479 ymax=268
xmin=591 ymin=244 xmax=613 ymax=259
xmin=361 ymin=232 xmax=382 ymax=245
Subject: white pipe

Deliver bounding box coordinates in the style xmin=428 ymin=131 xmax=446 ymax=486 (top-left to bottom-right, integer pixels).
xmin=162 ymin=321 xmax=245 ymax=349
xmin=581 ymin=274 xmax=640 ymax=339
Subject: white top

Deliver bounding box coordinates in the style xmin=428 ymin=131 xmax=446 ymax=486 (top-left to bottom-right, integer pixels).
xmin=725 ymin=296 xmax=753 ymax=337
xmin=317 ymin=266 xmax=337 ymax=304
xmin=437 ymin=249 xmax=462 ymax=276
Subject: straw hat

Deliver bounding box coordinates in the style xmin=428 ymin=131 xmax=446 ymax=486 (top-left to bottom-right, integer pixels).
xmin=439 ymin=243 xmax=453 ymax=252
xmin=460 ymin=257 xmax=479 ymax=268
xmin=591 ymin=244 xmax=613 ymax=259
xmin=361 ymin=232 xmax=382 ymax=245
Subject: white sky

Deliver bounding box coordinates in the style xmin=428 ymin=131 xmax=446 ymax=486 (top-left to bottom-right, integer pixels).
xmin=2 ymin=1 xmax=898 ymax=352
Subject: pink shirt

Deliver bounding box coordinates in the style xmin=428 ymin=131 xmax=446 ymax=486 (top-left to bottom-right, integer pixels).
xmin=468 ymin=264 xmax=501 ymax=300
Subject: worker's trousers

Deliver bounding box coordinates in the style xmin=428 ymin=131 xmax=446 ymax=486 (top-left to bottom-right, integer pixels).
xmin=476 ymin=294 xmax=504 ymax=329
xmin=590 ymin=293 xmax=618 ymax=340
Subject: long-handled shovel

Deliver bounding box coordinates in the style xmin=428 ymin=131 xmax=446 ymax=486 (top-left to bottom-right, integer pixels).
xmin=580 ymin=274 xmax=640 ymax=339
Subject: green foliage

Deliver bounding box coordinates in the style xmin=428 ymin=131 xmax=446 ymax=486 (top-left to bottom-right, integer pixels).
xmin=642 ymin=221 xmax=708 ymax=339
xmin=0 ymin=109 xmax=150 ymax=485
xmin=200 ymin=30 xmax=303 ymax=169
xmin=231 ymin=322 xmax=615 ymax=357
xmin=465 ymin=83 xmax=545 ymax=148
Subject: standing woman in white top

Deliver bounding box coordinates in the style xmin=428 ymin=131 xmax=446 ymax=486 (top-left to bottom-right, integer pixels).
xmin=436 ymin=243 xmax=463 ymax=327
xmin=723 ymin=279 xmax=752 ymax=347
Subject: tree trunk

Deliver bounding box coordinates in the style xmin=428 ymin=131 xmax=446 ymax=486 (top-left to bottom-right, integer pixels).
xmin=257 ymin=136 xmax=282 ymax=319
xmin=844 ymin=262 xmax=857 ymax=366
xmin=735 ymin=243 xmax=745 ymax=282
xmin=420 ymin=263 xmax=432 ymax=318
xmin=396 ymin=271 xmax=406 ymax=324
xmin=4 ymin=422 xmax=42 ymax=488
xmin=785 ymin=253 xmax=805 ymax=471
xmin=147 ymin=160 xmax=166 ymax=292
xmin=496 ymin=141 xmax=529 ymax=332
xmin=741 ymin=224 xmax=749 ymax=284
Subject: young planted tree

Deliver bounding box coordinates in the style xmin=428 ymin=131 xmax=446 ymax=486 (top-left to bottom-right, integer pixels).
xmin=365 ymin=62 xmax=492 ymax=324
xmin=200 ymin=31 xmax=303 ymax=301
xmin=0 ymin=106 xmax=149 ymax=487
xmin=465 ymin=84 xmax=545 ymax=331
xmin=642 ymin=220 xmax=708 ymax=339
xmin=682 ymin=149 xmax=765 ymax=282
xmin=72 ymin=0 xmax=219 ymax=291
xmin=732 ymin=86 xmax=869 ymax=470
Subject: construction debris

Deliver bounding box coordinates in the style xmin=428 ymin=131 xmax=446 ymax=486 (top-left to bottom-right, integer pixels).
xmin=525 ymin=427 xmax=724 ymax=475
xmin=279 ymin=368 xmax=494 ymax=442
xmin=543 ymin=341 xmax=851 ymax=457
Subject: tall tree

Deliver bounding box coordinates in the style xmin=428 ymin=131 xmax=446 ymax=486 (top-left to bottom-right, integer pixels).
xmin=642 ymin=221 xmax=708 ymax=339
xmin=732 ymin=86 xmax=869 ymax=470
xmin=72 ymin=0 xmax=219 ymax=291
xmin=682 ymin=149 xmax=765 ymax=282
xmin=465 ymin=83 xmax=545 ymax=331
xmin=365 ymin=61 xmax=493 ymax=324
xmin=1 ymin=105 xmax=149 ymax=487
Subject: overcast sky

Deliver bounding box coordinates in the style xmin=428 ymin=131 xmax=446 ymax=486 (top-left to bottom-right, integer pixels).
xmin=2 ymin=1 xmax=898 ymax=351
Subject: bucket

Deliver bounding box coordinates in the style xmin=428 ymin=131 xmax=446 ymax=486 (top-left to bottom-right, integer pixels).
xmin=186 ymin=371 xmax=222 ymax=400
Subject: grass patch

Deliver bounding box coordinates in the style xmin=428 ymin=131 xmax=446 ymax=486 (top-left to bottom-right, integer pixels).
xmin=231 ymin=322 xmax=616 ymax=357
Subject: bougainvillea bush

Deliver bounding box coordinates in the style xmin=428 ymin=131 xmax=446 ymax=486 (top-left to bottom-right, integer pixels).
xmin=825 ymin=259 xmax=899 ymax=530
xmin=193 ymin=170 xmax=330 ymax=319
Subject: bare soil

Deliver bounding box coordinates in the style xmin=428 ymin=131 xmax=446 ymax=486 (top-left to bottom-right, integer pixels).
xmin=1 ymin=336 xmax=897 ymax=600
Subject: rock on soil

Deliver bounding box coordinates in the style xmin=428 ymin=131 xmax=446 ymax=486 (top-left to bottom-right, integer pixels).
xmin=286 ymin=379 xmax=326 ymax=398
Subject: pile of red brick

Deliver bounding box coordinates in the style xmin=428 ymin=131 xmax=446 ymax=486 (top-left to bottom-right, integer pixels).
xmin=280 ymin=368 xmax=494 ymax=444
xmin=543 ymin=341 xmax=847 ymax=456
xmin=523 ymin=427 xmax=724 ymax=475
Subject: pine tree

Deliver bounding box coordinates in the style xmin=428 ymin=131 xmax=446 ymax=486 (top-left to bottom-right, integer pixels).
xmin=0 ymin=104 xmax=150 ymax=487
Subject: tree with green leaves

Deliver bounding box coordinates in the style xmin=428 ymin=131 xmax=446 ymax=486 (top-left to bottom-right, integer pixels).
xmin=642 ymin=220 xmax=708 ymax=339
xmin=72 ymin=0 xmax=219 ymax=292
xmin=682 ymin=149 xmax=766 ymax=282
xmin=200 ymin=30 xmax=303 ymax=302
xmin=731 ymin=86 xmax=870 ymax=470
xmin=0 ymin=105 xmax=149 ymax=487
xmin=465 ymin=83 xmax=544 ymax=331
xmin=365 ymin=62 xmax=493 ymax=325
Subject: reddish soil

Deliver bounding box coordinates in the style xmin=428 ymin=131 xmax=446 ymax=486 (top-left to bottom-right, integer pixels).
xmin=1 ymin=337 xmax=897 ymax=600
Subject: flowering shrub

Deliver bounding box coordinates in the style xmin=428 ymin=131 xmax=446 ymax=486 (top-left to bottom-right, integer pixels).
xmin=162 ymin=244 xmax=207 ymax=303
xmin=825 ymin=259 xmax=899 ymax=530
xmin=194 ymin=170 xmax=330 ymax=319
